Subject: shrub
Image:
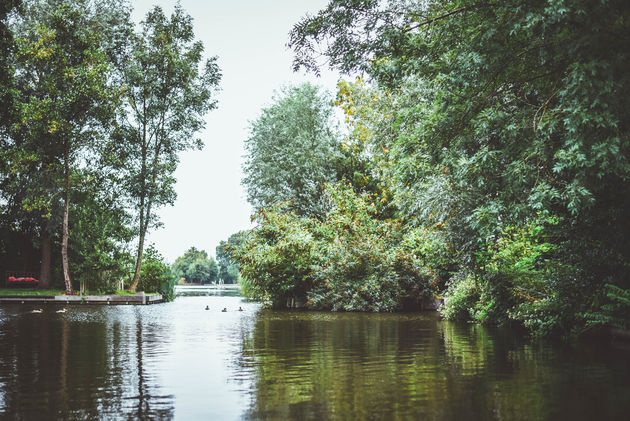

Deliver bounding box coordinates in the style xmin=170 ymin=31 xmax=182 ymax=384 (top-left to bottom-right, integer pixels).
xmin=440 ymin=273 xmax=479 ymax=322
xmin=138 ymin=245 xmax=176 ymax=301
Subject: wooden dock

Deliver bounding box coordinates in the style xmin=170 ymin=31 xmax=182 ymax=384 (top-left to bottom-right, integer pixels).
xmin=0 ymin=292 xmax=164 ymax=305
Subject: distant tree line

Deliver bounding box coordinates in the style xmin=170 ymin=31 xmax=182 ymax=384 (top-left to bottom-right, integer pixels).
xmin=0 ymin=0 xmax=221 ymax=297
xmin=171 ymin=237 xmax=243 ymax=285
xmin=172 ymin=247 xmax=217 ymax=284
xmin=233 ymin=0 xmax=630 ymax=337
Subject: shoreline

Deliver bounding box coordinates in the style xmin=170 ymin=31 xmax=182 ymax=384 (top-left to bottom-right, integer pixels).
xmin=0 ymin=292 xmax=163 ymax=305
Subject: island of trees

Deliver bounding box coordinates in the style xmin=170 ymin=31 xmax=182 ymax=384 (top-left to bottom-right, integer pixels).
xmin=230 ymin=0 xmax=630 ymax=337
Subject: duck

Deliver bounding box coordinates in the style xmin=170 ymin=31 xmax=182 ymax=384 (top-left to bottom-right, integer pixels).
xmin=31 ymin=309 xmax=43 ymax=314
xmin=221 ymin=308 xmax=227 ymax=312
xmin=205 ymin=305 xmax=209 ymax=310
xmin=238 ymin=307 xmax=244 ymax=312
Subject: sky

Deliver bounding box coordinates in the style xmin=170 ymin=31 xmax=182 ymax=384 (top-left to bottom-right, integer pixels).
xmin=129 ymin=0 xmax=341 ymax=262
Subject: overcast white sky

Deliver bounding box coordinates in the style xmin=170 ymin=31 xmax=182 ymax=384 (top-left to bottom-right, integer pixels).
xmin=129 ymin=0 xmax=341 ymax=263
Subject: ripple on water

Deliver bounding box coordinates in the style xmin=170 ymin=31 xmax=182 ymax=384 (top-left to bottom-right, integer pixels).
xmin=1 ymin=297 xmax=630 ymax=420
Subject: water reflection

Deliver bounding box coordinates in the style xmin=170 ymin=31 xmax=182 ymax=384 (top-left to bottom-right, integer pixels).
xmin=0 ymin=297 xmax=629 ymax=420
xmin=240 ymin=311 xmax=630 ymax=421
xmin=0 ymin=305 xmax=176 ymax=420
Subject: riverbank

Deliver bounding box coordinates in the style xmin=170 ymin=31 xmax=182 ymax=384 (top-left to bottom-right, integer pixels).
xmin=0 ymin=290 xmax=163 ymax=305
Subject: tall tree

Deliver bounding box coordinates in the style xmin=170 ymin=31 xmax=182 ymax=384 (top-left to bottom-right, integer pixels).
xmin=121 ymin=5 xmax=221 ymax=292
xmin=15 ymin=0 xmax=118 ymax=294
xmin=0 ymin=0 xmax=20 ymax=134
xmin=290 ymin=0 xmax=630 ymax=333
xmin=242 ymin=83 xmax=340 ymax=218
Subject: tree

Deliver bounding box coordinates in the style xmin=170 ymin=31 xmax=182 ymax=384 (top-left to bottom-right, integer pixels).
xmin=232 ymin=183 xmax=434 ymax=310
xmin=172 ymin=247 xmax=218 ymax=284
xmin=138 ymin=244 xmax=176 ymax=301
xmin=242 ymin=83 xmax=340 ymax=218
xmin=121 ymin=5 xmax=221 ymax=292
xmin=0 ymin=0 xmax=20 ymax=135
xmin=15 ymin=0 xmax=118 ymax=294
xmin=216 ymin=231 xmax=246 ymax=284
xmin=289 ymin=0 xmax=630 ymax=334
xmin=68 ymin=166 xmax=134 ymax=293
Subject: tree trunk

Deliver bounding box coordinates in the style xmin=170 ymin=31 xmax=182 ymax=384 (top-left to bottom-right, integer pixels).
xmin=39 ymin=231 xmax=51 ymax=289
xmin=61 ymin=162 xmax=73 ymax=295
xmin=129 ymin=226 xmax=145 ymax=293
xmin=129 ymin=119 xmax=150 ymax=293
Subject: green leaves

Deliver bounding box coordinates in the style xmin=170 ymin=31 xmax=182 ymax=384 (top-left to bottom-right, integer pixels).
xmin=172 ymin=247 xmax=218 ymax=284
xmin=287 ymin=0 xmax=630 ymax=335
xmin=122 ymin=4 xmax=221 ymax=291
xmin=242 ymin=83 xmax=339 ymax=219
xmin=233 ymin=183 xmax=435 ymax=311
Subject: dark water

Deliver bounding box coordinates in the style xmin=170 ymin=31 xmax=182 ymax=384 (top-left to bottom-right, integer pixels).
xmin=1 ymin=296 xmax=629 ymax=420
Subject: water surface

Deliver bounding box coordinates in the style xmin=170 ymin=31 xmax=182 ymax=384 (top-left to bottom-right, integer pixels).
xmin=0 ymin=296 xmax=629 ymax=420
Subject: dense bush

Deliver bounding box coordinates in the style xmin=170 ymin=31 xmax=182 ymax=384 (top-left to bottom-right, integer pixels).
xmin=138 ymin=245 xmax=176 ymax=301
xmin=233 ymin=206 xmax=317 ymax=308
xmin=586 ymin=285 xmax=630 ymax=330
xmin=233 ymin=183 xmax=435 ymax=311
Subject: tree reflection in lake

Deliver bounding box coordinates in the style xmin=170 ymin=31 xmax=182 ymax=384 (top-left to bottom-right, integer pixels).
xmin=239 ymin=311 xmax=630 ymax=421
xmin=1 ymin=297 xmax=630 ymax=420
xmin=0 ymin=305 xmax=174 ymax=420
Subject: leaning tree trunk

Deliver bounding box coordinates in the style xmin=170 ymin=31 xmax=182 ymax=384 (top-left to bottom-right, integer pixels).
xmin=129 ymin=225 xmax=145 ymax=293
xmin=39 ymin=231 xmax=51 ymax=289
xmin=129 ymin=123 xmax=148 ymax=294
xmin=129 ymin=199 xmax=152 ymax=293
xmin=61 ymin=159 xmax=73 ymax=295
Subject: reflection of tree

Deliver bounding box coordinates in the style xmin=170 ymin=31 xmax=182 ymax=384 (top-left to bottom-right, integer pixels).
xmin=241 ymin=312 xmax=451 ymax=420
xmin=58 ymin=318 xmax=69 ymax=415
xmin=239 ymin=311 xmax=630 ymax=421
xmin=133 ymin=315 xmax=148 ymax=419
xmin=0 ymin=308 xmax=174 ymax=419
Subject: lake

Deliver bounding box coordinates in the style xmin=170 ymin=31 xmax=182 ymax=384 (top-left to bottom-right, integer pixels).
xmin=1 ymin=294 xmax=629 ymax=420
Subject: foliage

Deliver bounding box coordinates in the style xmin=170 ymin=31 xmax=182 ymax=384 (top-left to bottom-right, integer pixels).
xmin=120 ymin=4 xmax=221 ymax=292
xmin=585 ymin=284 xmax=630 ymax=330
xmin=68 ymin=169 xmax=134 ymax=293
xmin=233 ymin=207 xmax=316 ymax=308
xmin=440 ymin=274 xmax=479 ymax=322
xmin=308 ymin=183 xmax=433 ymax=311
xmin=233 ymin=183 xmax=435 ymax=311
xmin=14 ymin=0 xmax=121 ymax=294
xmin=216 ymin=231 xmax=246 ymax=284
xmin=332 ymin=78 xmax=395 ymax=210
xmin=0 ymin=0 xmax=20 ymax=136
xmin=138 ymin=245 xmax=176 ymax=301
xmin=172 ymin=247 xmax=218 ymax=284
xmin=286 ymin=0 xmax=630 ymax=336
xmin=0 ymin=0 xmax=209 ymax=298
xmin=242 ymin=83 xmax=340 ymax=218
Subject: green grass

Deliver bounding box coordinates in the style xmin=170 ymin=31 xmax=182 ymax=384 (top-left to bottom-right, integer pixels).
xmin=0 ymin=288 xmax=65 ymax=296
xmin=114 ymin=290 xmax=141 ymax=296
